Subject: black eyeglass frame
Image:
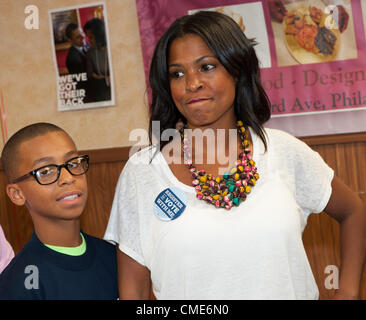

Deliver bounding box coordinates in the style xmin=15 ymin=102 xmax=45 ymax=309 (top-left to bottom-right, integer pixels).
xmin=11 ymin=155 xmax=89 ymax=185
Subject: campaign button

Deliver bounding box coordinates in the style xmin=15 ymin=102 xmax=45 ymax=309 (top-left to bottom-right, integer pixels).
xmin=153 ymin=188 xmax=187 ymax=221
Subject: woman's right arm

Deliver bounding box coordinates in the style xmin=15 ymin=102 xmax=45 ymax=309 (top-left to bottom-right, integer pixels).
xmin=116 ymin=248 xmax=151 ymax=299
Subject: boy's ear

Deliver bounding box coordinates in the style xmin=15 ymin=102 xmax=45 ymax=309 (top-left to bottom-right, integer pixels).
xmin=6 ymin=184 xmax=26 ymax=206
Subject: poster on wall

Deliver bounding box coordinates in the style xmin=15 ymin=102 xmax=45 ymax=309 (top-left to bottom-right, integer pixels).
xmin=135 ymin=0 xmax=366 ymax=137
xmin=49 ymin=2 xmax=114 ymax=111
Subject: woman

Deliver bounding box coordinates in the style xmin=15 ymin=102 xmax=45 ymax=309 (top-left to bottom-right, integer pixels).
xmin=104 ymin=11 xmax=365 ymax=299
xmin=83 ymin=18 xmax=111 ymax=102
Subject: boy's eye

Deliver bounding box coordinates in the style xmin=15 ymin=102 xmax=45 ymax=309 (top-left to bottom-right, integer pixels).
xmin=68 ymin=159 xmax=81 ymax=169
xmin=37 ymin=166 xmax=56 ymax=177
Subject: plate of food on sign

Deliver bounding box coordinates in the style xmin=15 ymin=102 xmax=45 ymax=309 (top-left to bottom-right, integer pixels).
xmin=269 ymin=0 xmax=350 ymax=64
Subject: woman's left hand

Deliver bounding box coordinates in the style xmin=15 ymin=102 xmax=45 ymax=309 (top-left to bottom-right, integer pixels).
xmin=330 ymin=289 xmax=359 ymax=300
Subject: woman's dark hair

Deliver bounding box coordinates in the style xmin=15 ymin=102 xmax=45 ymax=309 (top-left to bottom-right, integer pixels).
xmin=149 ymin=10 xmax=271 ymax=151
xmin=83 ymin=18 xmax=106 ymax=48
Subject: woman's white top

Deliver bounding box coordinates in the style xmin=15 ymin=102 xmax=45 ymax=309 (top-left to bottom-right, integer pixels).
xmin=104 ymin=128 xmax=334 ymax=300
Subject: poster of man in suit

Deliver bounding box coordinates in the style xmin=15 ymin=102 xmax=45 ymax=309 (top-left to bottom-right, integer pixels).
xmin=49 ymin=2 xmax=114 ymax=111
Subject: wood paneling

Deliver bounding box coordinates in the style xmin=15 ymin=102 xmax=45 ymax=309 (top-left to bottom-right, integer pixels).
xmin=81 ymin=160 xmax=126 ymax=238
xmin=0 ymin=172 xmax=33 ymax=253
xmin=301 ymin=132 xmax=366 ymax=146
xmin=0 ymin=133 xmax=365 ymax=299
xmin=302 ymin=140 xmax=366 ymax=299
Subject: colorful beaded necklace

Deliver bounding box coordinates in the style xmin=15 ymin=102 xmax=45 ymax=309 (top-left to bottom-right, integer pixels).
xmin=179 ymin=120 xmax=259 ymax=210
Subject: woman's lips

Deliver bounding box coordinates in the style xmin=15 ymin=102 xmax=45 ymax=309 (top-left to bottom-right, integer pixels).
xmin=187 ymin=98 xmax=211 ymax=105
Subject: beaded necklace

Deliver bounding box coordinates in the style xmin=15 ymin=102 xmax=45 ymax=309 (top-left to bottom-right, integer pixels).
xmin=179 ymin=120 xmax=259 ymax=210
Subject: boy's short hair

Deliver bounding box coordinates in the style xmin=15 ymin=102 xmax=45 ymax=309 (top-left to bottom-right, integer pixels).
xmin=1 ymin=123 xmax=67 ymax=181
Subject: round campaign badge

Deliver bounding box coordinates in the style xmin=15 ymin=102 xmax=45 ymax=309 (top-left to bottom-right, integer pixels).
xmin=153 ymin=188 xmax=187 ymax=221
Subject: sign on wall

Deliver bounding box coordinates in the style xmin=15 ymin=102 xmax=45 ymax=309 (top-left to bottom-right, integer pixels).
xmin=136 ymin=0 xmax=366 ymax=137
xmin=49 ymin=2 xmax=114 ymax=111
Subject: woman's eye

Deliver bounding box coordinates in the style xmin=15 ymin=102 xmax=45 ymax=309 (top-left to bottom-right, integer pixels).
xmin=169 ymin=70 xmax=184 ymax=79
xmin=201 ymin=64 xmax=215 ymax=72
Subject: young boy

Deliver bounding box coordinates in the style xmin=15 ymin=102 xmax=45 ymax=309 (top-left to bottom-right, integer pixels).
xmin=0 ymin=123 xmax=118 ymax=299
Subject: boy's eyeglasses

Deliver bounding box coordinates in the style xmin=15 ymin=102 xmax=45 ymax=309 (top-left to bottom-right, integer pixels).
xmin=12 ymin=155 xmax=89 ymax=185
